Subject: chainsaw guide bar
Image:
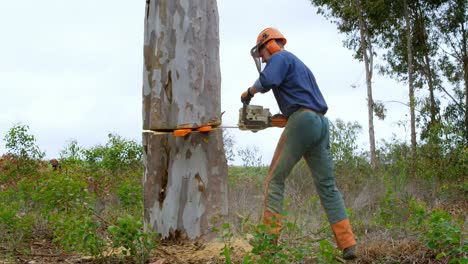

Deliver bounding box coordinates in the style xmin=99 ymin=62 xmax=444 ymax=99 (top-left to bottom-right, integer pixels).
xmin=142 ymin=105 xmax=286 ymax=137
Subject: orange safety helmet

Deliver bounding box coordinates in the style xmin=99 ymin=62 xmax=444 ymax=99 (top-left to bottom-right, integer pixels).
xmin=251 ymin=27 xmax=287 ymax=58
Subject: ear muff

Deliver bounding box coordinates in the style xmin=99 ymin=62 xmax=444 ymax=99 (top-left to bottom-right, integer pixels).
xmin=265 ymin=40 xmax=281 ymax=55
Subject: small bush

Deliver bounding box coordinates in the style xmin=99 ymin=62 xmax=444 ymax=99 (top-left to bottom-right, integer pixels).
xmin=3 ymin=123 xmax=45 ymax=176
xmin=33 ymin=174 xmax=91 ymax=213
xmin=424 ymin=210 xmax=467 ymax=262
xmin=52 ymin=214 xmax=106 ymax=257
xmin=107 ymin=215 xmax=156 ymax=263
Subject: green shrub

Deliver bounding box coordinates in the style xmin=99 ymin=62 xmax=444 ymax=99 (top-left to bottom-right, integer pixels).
xmin=317 ymin=239 xmax=341 ymax=264
xmin=59 ymin=139 xmax=85 ymax=169
xmin=244 ymin=221 xmax=316 ymax=264
xmin=116 ymin=177 xmax=143 ymax=210
xmin=83 ymin=133 xmax=142 ymax=173
xmin=3 ymin=123 xmax=45 ymax=176
xmin=374 ymin=188 xmax=427 ymax=230
xmin=33 ymin=173 xmax=91 ymax=213
xmin=52 ymin=214 xmax=106 ymax=257
xmin=107 ymin=215 xmax=156 ymax=263
xmin=217 ymin=222 xmax=234 ymax=264
xmin=423 ymin=210 xmax=467 ymax=263
xmin=0 ymin=199 xmax=35 ymax=250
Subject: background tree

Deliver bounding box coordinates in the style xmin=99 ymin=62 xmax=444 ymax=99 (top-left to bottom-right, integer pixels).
xmin=434 ymin=0 xmax=468 ymax=144
xmin=4 ymin=123 xmax=45 ymax=176
xmin=310 ymin=0 xmax=382 ymax=170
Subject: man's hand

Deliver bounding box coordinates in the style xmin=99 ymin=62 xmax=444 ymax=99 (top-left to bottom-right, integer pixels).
xmin=241 ymin=87 xmax=254 ymax=104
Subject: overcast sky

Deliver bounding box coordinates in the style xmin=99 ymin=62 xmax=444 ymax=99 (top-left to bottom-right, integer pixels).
xmin=0 ymin=0 xmax=410 ymax=165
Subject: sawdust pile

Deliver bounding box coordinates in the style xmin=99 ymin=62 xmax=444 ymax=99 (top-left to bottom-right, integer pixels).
xmin=150 ymin=238 xmax=252 ymax=264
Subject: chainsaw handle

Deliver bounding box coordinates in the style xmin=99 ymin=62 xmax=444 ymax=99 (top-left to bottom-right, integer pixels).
xmin=271 ymin=115 xmax=287 ymax=128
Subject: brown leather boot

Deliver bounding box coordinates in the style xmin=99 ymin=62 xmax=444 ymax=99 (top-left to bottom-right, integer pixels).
xmin=263 ymin=210 xmax=282 ymax=244
xmin=331 ymin=219 xmax=357 ymax=258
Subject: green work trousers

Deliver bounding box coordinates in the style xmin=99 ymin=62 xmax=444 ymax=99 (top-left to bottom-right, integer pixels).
xmin=264 ymin=108 xmax=348 ymax=224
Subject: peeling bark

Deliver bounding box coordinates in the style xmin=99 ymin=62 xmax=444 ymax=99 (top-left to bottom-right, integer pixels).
xmin=142 ymin=0 xmax=227 ymax=241
xmin=142 ymin=130 xmax=228 ymax=240
xmin=143 ymin=0 xmax=221 ymax=130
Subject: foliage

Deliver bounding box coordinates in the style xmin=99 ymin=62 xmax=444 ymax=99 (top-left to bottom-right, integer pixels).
xmin=0 ymin=126 xmax=152 ymax=261
xmin=424 ymin=210 xmax=467 ymax=262
xmin=82 ymin=133 xmax=142 ymax=173
xmin=216 ymin=222 xmax=234 ymax=264
xmin=374 ymin=188 xmax=426 ymax=229
xmin=1 ymin=121 xmax=467 ymax=263
xmin=4 ymin=123 xmax=45 ymax=161
xmin=3 ymin=123 xmax=45 ymax=176
xmin=329 ymin=119 xmax=362 ymax=162
xmin=375 ymin=189 xmax=467 ymax=263
xmin=223 ymin=129 xmax=236 ymax=165
xmin=33 ymin=173 xmax=91 ymax=213
xmin=116 ymin=177 xmax=143 ymax=210
xmin=237 ymin=146 xmax=263 ymax=167
xmin=52 ymin=214 xmax=106 ymax=257
xmin=248 ymin=224 xmax=283 ymax=263
xmin=107 ymin=215 xmax=156 ymax=263
xmin=59 ymin=139 xmax=84 ymax=167
xmin=317 ymin=239 xmax=341 ymax=264
xmin=329 ymin=119 xmax=371 ymax=178
xmin=0 ymin=198 xmax=35 ymax=250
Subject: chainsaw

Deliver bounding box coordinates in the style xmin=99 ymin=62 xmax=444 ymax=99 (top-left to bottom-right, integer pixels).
xmin=145 ymin=104 xmax=286 ymax=137
xmin=237 ymin=103 xmax=287 ymax=132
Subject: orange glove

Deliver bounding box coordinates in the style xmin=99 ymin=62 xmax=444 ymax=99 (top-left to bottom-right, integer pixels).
xmin=241 ymin=88 xmax=254 ymax=104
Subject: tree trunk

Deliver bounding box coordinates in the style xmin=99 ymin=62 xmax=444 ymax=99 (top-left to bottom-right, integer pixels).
xmin=355 ymin=0 xmax=377 ymax=170
xmin=143 ymin=0 xmax=222 ymax=130
xmin=142 ymin=131 xmax=228 ymax=240
xmin=415 ymin=2 xmax=439 ymax=131
xmin=464 ymin=54 xmax=468 ymax=145
xmin=142 ymin=0 xmax=228 ymax=240
xmin=462 ymin=20 xmax=468 ymax=145
xmin=404 ymin=0 xmax=417 ymax=178
xmin=423 ymin=53 xmax=438 ymax=127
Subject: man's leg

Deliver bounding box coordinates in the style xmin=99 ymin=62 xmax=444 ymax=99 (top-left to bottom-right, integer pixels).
xmin=263 ymin=110 xmax=323 ymax=234
xmin=302 ymin=117 xmax=356 ymax=252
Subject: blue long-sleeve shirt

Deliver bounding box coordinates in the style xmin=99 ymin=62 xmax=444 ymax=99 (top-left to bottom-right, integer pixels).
xmin=255 ymin=50 xmax=328 ymax=117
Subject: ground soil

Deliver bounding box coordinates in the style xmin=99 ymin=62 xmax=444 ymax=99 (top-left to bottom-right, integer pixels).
xmin=1 ymin=235 xmax=453 ymax=264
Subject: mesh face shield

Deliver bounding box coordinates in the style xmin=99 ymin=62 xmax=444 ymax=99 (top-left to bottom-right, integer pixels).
xmin=250 ymin=44 xmax=263 ymax=73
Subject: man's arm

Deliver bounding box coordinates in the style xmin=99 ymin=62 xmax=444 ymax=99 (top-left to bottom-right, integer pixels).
xmin=241 ymin=86 xmax=256 ymax=104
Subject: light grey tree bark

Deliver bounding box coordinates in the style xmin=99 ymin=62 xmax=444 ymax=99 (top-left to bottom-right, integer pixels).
xmin=355 ymin=0 xmax=377 ymax=170
xmin=404 ymin=0 xmax=417 ymax=178
xmin=142 ymin=0 xmax=228 ymax=240
xmin=143 ymin=0 xmax=221 ymax=130
xmin=142 ymin=131 xmax=227 ymax=240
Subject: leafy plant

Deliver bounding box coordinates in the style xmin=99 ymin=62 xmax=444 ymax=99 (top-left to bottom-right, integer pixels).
xmin=52 ymin=214 xmax=106 ymax=257
xmin=246 ymin=221 xmax=312 ymax=264
xmin=107 ymin=215 xmax=156 ymax=263
xmin=4 ymin=123 xmax=45 ymax=161
xmin=3 ymin=123 xmax=45 ymax=176
xmin=83 ymin=133 xmax=142 ymax=173
xmin=116 ymin=177 xmax=143 ymax=210
xmin=423 ymin=210 xmax=467 ymax=263
xmin=59 ymin=139 xmax=84 ymax=168
xmin=237 ymin=146 xmax=263 ymax=167
xmin=33 ymin=173 xmax=91 ymax=213
xmin=0 ymin=200 xmax=34 ymax=250
xmin=316 ymin=239 xmax=341 ymax=264
xmin=217 ymin=222 xmax=234 ymax=264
